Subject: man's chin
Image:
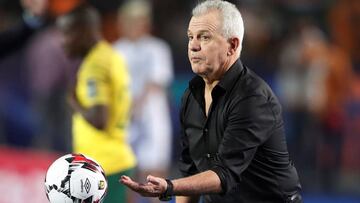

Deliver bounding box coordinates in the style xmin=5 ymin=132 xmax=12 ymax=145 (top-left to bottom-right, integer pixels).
xmin=191 ymin=66 xmax=207 ymax=76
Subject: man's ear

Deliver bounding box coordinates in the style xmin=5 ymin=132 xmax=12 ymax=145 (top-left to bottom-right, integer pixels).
xmin=227 ymin=37 xmax=240 ymax=56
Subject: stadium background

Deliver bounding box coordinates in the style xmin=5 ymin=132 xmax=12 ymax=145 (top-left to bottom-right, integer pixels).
xmin=0 ymin=0 xmax=359 ymax=202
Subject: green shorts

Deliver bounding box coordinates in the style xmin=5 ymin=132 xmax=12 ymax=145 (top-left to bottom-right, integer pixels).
xmin=103 ymin=168 xmax=134 ymax=203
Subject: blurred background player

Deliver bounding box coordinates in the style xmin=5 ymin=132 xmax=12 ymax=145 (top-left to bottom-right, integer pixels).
xmin=57 ymin=4 xmax=136 ymax=203
xmin=0 ymin=0 xmax=51 ymax=148
xmin=0 ymin=0 xmax=82 ymax=152
xmin=0 ymin=0 xmax=47 ymax=59
xmin=113 ymin=1 xmax=174 ymax=203
xmin=25 ymin=0 xmax=83 ymax=153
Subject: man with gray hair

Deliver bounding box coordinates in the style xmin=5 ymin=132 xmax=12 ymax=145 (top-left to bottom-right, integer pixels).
xmin=120 ymin=1 xmax=302 ymax=202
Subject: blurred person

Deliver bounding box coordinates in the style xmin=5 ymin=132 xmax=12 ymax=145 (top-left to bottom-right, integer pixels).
xmin=22 ymin=0 xmax=82 ymax=152
xmin=276 ymin=24 xmax=320 ymax=188
xmin=57 ymin=4 xmax=136 ymax=203
xmin=277 ymin=23 xmax=353 ymax=192
xmin=300 ymin=24 xmax=353 ymax=192
xmin=25 ymin=0 xmax=101 ymax=152
xmin=120 ymin=1 xmax=302 ymax=203
xmin=18 ymin=0 xmax=82 ymax=152
xmin=0 ymin=0 xmax=48 ymax=58
xmin=329 ymin=0 xmax=360 ymax=72
xmin=0 ymin=0 xmax=49 ymax=147
xmin=0 ymin=0 xmax=82 ymax=148
xmin=113 ymin=1 xmax=174 ymax=203
xmin=25 ymin=25 xmax=81 ymax=152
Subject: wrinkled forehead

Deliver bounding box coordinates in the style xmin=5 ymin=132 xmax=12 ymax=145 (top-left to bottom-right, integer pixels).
xmin=188 ymin=10 xmax=222 ymax=34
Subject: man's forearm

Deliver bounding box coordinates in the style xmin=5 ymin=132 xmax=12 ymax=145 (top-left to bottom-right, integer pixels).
xmin=119 ymin=170 xmax=222 ymax=200
xmin=172 ymin=170 xmax=222 ymax=196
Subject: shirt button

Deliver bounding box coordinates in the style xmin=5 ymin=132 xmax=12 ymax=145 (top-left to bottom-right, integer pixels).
xmin=204 ymin=128 xmax=208 ymax=134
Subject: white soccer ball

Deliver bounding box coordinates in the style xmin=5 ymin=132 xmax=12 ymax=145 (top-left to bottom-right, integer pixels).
xmin=44 ymin=154 xmax=107 ymax=203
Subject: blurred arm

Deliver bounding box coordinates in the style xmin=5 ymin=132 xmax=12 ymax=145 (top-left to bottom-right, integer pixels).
xmin=68 ymin=91 xmax=108 ymax=130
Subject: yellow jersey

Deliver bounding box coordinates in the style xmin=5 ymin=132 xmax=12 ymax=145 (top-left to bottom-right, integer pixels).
xmin=72 ymin=41 xmax=136 ymax=175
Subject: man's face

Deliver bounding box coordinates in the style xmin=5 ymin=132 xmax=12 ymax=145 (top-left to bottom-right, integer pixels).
xmin=187 ymin=10 xmax=229 ymax=79
xmin=57 ymin=17 xmax=87 ymax=58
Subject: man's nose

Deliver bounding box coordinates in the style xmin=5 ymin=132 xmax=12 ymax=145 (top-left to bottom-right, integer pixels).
xmin=189 ymin=39 xmax=201 ymax=52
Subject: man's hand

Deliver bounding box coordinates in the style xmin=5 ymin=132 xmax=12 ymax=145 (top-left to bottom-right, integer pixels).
xmin=120 ymin=175 xmax=167 ymax=197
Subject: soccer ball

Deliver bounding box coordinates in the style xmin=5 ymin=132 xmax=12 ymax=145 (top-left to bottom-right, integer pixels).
xmin=44 ymin=154 xmax=107 ymax=203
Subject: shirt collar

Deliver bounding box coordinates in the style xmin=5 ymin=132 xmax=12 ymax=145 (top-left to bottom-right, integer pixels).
xmin=217 ymin=59 xmax=244 ymax=92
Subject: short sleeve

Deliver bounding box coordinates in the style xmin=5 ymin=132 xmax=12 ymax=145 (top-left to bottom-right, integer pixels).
xmin=77 ymin=63 xmax=110 ymax=107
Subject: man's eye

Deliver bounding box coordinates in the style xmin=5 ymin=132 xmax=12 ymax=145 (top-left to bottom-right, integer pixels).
xmin=201 ymin=35 xmax=210 ymax=40
xmin=188 ymin=36 xmax=193 ymax=40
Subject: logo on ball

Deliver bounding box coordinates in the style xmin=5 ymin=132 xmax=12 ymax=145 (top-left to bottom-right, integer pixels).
xmin=81 ymin=178 xmax=92 ymax=194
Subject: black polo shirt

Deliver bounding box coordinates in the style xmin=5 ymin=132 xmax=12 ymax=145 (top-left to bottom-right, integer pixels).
xmin=178 ymin=60 xmax=301 ymax=203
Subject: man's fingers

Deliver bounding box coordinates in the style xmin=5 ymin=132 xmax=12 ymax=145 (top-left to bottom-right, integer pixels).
xmin=119 ymin=175 xmax=131 ymax=183
xmin=147 ymin=175 xmax=168 ymax=194
xmin=120 ymin=175 xmax=140 ymax=190
xmin=147 ymin=175 xmax=160 ymax=185
xmin=119 ymin=175 xmax=159 ymax=197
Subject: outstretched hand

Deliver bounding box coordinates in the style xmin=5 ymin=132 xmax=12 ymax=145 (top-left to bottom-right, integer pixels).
xmin=120 ymin=175 xmax=168 ymax=197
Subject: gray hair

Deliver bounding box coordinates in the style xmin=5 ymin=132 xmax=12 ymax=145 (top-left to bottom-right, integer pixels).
xmin=192 ymin=0 xmax=244 ymax=51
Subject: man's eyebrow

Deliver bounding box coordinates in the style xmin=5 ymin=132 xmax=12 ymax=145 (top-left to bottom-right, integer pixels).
xmin=199 ymin=30 xmax=211 ymax=35
xmin=187 ymin=30 xmax=211 ymax=35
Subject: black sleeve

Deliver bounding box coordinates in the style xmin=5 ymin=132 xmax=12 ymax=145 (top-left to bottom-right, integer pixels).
xmin=211 ymin=95 xmax=276 ymax=193
xmin=178 ymin=89 xmax=198 ymax=177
